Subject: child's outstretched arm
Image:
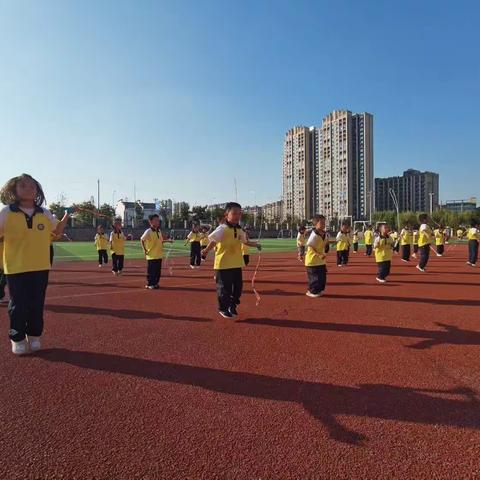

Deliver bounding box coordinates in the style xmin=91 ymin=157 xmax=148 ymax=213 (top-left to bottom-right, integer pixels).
xmin=52 ymin=210 xmax=71 ymax=237
xmin=202 ymin=240 xmax=216 ymax=257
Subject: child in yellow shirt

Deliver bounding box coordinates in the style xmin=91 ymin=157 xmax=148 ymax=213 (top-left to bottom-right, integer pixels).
xmin=297 ymin=226 xmax=307 ymax=261
xmin=94 ymin=225 xmax=109 ymax=267
xmin=466 ymin=221 xmax=480 ymax=267
xmin=352 ymin=230 xmax=359 ymax=253
xmin=202 ymin=202 xmax=261 ymax=318
xmin=305 ymin=215 xmax=328 ymax=297
xmin=374 ymin=223 xmax=394 ymax=283
xmin=141 ymin=214 xmax=173 ymax=289
xmin=434 ymin=225 xmax=446 ymax=257
xmin=400 ymin=224 xmax=413 ymax=262
xmin=336 ymin=222 xmax=351 ymax=266
xmin=110 ymin=218 xmax=126 ymax=275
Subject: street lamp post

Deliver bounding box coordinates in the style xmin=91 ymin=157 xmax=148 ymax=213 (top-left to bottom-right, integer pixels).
xmin=389 ymin=188 xmax=400 ymax=231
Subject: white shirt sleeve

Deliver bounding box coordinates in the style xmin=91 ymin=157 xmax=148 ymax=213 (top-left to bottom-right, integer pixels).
xmin=336 ymin=232 xmax=342 ymax=241
xmin=208 ymin=225 xmax=226 ymax=243
xmin=419 ymin=224 xmax=428 ymax=232
xmin=42 ymin=208 xmax=58 ymax=228
xmin=306 ymin=231 xmax=317 ymax=247
xmin=109 ymin=232 xmax=114 ymax=242
xmin=187 ymin=232 xmax=193 ymax=240
xmin=140 ymin=229 xmax=151 ymax=242
xmin=373 ymin=236 xmax=381 ymax=248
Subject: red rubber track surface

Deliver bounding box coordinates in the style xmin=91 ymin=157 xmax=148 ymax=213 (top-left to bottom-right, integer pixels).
xmin=1 ymin=245 xmax=479 ymax=479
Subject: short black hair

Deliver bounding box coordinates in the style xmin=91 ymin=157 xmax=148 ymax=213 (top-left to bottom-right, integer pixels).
xmin=312 ymin=214 xmax=325 ymax=224
xmin=418 ymin=213 xmax=429 ymax=222
xmin=148 ymin=214 xmax=160 ymax=221
xmin=341 ymin=221 xmax=350 ymax=227
xmin=225 ymin=202 xmax=242 ymax=212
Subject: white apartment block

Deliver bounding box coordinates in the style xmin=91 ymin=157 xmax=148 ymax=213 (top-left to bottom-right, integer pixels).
xmin=282 ymin=126 xmax=312 ymax=221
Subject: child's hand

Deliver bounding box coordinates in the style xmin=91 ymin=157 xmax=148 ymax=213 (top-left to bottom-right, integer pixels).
xmin=201 ymin=248 xmax=208 ymax=257
xmin=256 ymin=243 xmax=262 ymax=251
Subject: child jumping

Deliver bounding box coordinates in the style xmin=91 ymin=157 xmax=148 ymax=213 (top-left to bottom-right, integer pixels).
xmin=417 ymin=214 xmax=433 ymax=272
xmin=336 ymin=222 xmax=351 ymax=266
xmin=110 ymin=218 xmax=126 ymax=275
xmin=0 ymin=173 xmax=70 ymax=355
xmin=364 ymin=225 xmax=374 ymax=257
xmin=466 ymin=221 xmax=480 ymax=267
xmin=202 ymin=202 xmax=261 ymax=318
xmin=297 ymin=226 xmax=307 ymax=262
xmin=141 ymin=214 xmax=173 ymax=289
xmin=400 ymin=224 xmax=413 ymax=262
xmin=185 ymin=224 xmax=202 ymax=269
xmin=95 ymin=225 xmax=109 ymax=267
xmin=352 ymin=230 xmax=359 ymax=253
xmin=305 ymin=215 xmax=328 ymax=298
xmin=434 ymin=225 xmax=446 ymax=257
xmin=374 ymin=223 xmax=394 ymax=283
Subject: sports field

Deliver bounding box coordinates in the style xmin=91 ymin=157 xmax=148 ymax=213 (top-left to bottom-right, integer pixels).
xmin=52 ymin=238 xmax=298 ymax=261
xmin=1 ymin=243 xmax=479 ymax=479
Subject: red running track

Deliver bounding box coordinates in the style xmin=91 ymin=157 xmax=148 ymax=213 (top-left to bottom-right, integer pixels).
xmin=1 ymin=245 xmax=479 ymax=479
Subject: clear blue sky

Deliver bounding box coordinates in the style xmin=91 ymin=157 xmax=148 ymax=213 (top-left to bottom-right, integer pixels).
xmin=0 ymin=0 xmax=478 ymax=207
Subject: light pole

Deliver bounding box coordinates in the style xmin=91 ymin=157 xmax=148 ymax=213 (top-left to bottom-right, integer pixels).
xmin=367 ymin=190 xmax=373 ymax=224
xmin=389 ymin=188 xmax=400 ymax=230
xmin=112 ymin=190 xmax=116 ymax=208
xmin=250 ymin=190 xmax=256 ymax=228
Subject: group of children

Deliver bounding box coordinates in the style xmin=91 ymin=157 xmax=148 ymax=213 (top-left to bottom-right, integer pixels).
xmin=0 ymin=172 xmax=479 ymax=356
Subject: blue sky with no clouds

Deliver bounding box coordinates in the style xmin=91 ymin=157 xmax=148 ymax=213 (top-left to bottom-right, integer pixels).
xmin=0 ymin=0 xmax=478 ymax=207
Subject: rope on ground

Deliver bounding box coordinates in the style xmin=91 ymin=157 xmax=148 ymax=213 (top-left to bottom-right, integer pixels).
xmin=251 ymin=213 xmax=264 ymax=307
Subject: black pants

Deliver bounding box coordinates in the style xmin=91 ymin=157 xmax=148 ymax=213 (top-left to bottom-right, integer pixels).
xmin=98 ymin=249 xmax=108 ymax=265
xmin=377 ymin=261 xmax=391 ymax=280
xmin=7 ymin=270 xmax=49 ymax=342
xmin=0 ymin=269 xmax=7 ymax=299
xmin=112 ymin=254 xmax=124 ymax=272
xmin=307 ymin=265 xmax=327 ymax=294
xmin=436 ymin=244 xmax=444 ymax=255
xmin=401 ymin=244 xmax=411 ymax=261
xmin=419 ymin=245 xmax=430 ymax=269
xmin=190 ymin=242 xmax=201 ymax=266
xmin=337 ymin=249 xmax=349 ymax=265
xmin=469 ymin=240 xmax=479 ymax=264
xmin=353 ymin=242 xmax=358 ymax=252
xmin=393 ymin=242 xmax=400 ymax=253
xmin=243 ymin=255 xmax=250 ymax=266
xmin=147 ymin=259 xmax=162 ymax=286
xmin=365 ymin=244 xmax=373 ymax=256
xmin=216 ymin=268 xmax=242 ymax=312
xmin=413 ymin=244 xmax=419 ymax=254
xmin=50 ymin=244 xmax=54 ymax=266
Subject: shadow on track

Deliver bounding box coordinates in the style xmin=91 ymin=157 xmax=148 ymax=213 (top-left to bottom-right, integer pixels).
xmin=240 ymin=319 xmax=480 ymax=349
xmin=36 ymin=348 xmax=480 ymax=446
xmin=45 ymin=304 xmax=210 ymax=322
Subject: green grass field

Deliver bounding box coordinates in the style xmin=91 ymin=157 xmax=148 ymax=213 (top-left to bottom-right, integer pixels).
xmin=52 ymin=238 xmax=299 ymax=261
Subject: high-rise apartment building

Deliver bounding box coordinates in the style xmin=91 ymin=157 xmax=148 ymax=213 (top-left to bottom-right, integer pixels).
xmin=375 ymin=169 xmax=440 ymax=212
xmin=282 ymin=126 xmax=313 ymax=221
xmin=282 ymin=110 xmax=374 ymax=223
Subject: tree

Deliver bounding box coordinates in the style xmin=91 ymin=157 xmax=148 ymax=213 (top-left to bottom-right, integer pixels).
xmin=180 ymin=203 xmax=190 ymax=221
xmin=48 ymin=202 xmax=65 ymax=220
xmin=191 ymin=205 xmax=208 ymax=222
xmin=74 ymin=201 xmax=96 ymax=226
xmin=98 ymin=203 xmax=115 ymax=226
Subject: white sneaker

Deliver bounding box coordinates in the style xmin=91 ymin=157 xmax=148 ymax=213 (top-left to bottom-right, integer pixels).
xmin=27 ymin=336 xmax=41 ymax=352
xmin=416 ymin=265 xmax=425 ymax=272
xmin=376 ymin=277 xmax=387 ymax=283
xmin=401 ymin=259 xmax=408 ymax=262
xmin=436 ymin=254 xmax=442 ymax=257
xmin=98 ymin=264 xmax=102 ymax=268
xmin=11 ymin=339 xmax=28 ymax=355
xmin=189 ymin=265 xmax=195 ymax=269
xmin=306 ymin=291 xmax=322 ymax=298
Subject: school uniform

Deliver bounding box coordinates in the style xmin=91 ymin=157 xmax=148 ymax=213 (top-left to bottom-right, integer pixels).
xmin=0 ymin=204 xmax=57 ymax=342
xmin=110 ymin=230 xmax=126 ymax=273
xmin=141 ymin=227 xmax=164 ymax=287
xmin=467 ymin=227 xmax=480 ymax=265
xmin=390 ymin=232 xmax=400 ymax=252
xmin=456 ymin=229 xmax=464 ymax=240
xmin=374 ymin=235 xmax=394 ymax=280
xmin=95 ymin=233 xmax=109 ymax=265
xmin=352 ymin=233 xmax=359 ymax=252
xmin=242 ymin=242 xmax=250 ymax=266
xmin=297 ymin=232 xmax=306 ymax=258
xmin=400 ymin=228 xmax=413 ymax=261
xmin=187 ymin=231 xmax=202 ymax=267
xmin=418 ymin=224 xmax=433 ymax=270
xmin=209 ymin=223 xmax=246 ymax=313
xmin=364 ymin=229 xmax=374 ymax=256
xmin=305 ymin=230 xmax=328 ymax=294
xmin=336 ymin=232 xmax=351 ymax=265
xmin=434 ymin=229 xmax=445 ymax=255
xmin=413 ymin=231 xmax=419 ymax=254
